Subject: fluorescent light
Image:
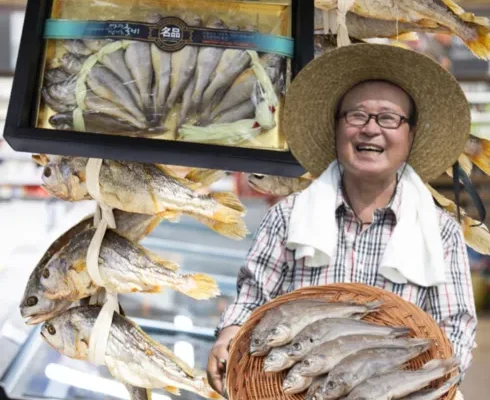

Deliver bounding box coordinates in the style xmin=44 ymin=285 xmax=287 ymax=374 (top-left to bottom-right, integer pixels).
xmin=173 ymin=341 xmax=195 ymax=369
xmin=45 ymin=363 xmax=172 ymax=400
xmin=173 ymin=315 xmax=193 ymax=330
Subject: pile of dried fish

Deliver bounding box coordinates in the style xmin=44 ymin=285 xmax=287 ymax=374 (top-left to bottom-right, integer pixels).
xmin=20 ymin=209 xmax=221 ymax=399
xmin=314 ymin=0 xmax=490 ymax=60
xmin=42 ymin=13 xmax=287 ymax=146
xmin=19 ymin=157 xmax=247 ymax=399
xmin=249 ymin=298 xmax=459 ymax=399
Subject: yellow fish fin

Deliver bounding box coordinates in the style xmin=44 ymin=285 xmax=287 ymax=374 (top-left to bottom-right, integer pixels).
xmin=446 ymin=154 xmax=473 ymax=178
xmin=464 ymin=26 xmax=490 ymax=60
xmin=163 ymin=386 xmax=181 ymax=396
xmin=32 ymin=154 xmax=50 ymax=166
xmin=210 ymin=192 xmax=246 ymax=213
xmin=426 ymin=184 xmax=458 ymax=215
xmin=179 ymin=273 xmax=220 ymax=300
xmin=389 ymin=32 xmax=419 ymax=41
xmin=417 ymin=19 xmax=440 ymax=28
xmin=154 ymin=164 xmax=202 ymax=190
xmin=468 ymin=138 xmax=490 ymax=175
xmin=185 ymin=168 xmax=226 ymax=187
xmin=190 ymin=213 xmax=249 ymax=240
xmin=440 ymin=0 xmax=465 ymax=16
xmin=462 ymin=216 xmax=490 ymax=255
xmin=144 ymin=249 xmax=180 ymax=272
xmin=157 ymin=209 xmax=182 ymax=223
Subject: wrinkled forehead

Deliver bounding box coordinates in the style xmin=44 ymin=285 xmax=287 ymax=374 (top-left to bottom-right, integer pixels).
xmin=337 ymin=79 xmax=415 ymax=115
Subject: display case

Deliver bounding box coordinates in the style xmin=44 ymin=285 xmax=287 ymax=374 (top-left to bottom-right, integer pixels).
xmin=0 ymin=195 xmax=270 ymax=400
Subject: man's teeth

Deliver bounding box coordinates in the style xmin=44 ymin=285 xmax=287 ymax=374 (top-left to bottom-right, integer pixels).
xmin=356 ymin=145 xmax=383 ymax=152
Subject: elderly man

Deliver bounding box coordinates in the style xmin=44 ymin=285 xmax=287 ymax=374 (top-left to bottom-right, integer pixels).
xmin=207 ymin=43 xmax=477 ymax=397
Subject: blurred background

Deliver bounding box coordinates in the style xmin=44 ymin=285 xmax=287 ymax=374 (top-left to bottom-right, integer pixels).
xmin=1 ymin=0 xmax=490 ymax=399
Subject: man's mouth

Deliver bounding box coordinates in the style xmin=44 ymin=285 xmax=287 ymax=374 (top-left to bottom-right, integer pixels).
xmin=356 ymin=144 xmax=384 ymax=153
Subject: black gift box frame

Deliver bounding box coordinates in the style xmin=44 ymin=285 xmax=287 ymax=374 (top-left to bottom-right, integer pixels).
xmin=4 ymin=0 xmax=314 ymax=177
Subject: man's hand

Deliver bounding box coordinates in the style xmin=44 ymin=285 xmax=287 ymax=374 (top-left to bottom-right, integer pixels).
xmin=207 ymin=326 xmax=241 ymax=395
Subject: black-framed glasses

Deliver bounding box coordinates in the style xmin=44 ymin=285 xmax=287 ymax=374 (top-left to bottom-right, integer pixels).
xmin=338 ymin=110 xmax=410 ymax=129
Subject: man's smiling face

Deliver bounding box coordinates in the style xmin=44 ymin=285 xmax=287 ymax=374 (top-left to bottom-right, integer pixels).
xmin=335 ymin=80 xmax=415 ymax=180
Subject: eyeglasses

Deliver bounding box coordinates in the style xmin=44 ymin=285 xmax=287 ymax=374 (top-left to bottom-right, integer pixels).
xmin=338 ymin=110 xmax=410 ymax=129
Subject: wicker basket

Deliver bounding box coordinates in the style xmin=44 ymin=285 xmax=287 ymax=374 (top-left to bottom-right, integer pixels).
xmin=226 ymin=283 xmax=456 ymax=400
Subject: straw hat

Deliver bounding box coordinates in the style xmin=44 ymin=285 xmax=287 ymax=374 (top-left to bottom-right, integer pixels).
xmin=281 ymin=43 xmax=471 ymax=182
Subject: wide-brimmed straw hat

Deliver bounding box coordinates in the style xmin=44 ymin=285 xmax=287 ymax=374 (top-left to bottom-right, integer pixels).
xmin=281 ymin=43 xmax=471 ymax=182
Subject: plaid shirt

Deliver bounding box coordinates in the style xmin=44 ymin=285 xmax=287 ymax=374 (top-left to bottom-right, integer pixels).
xmin=217 ymin=181 xmax=477 ymax=375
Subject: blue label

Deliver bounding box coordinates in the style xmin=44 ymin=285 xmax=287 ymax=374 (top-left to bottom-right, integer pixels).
xmin=44 ymin=17 xmax=294 ymax=58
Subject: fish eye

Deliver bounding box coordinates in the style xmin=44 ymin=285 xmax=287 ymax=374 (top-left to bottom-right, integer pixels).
xmin=271 ymin=328 xmax=279 ymax=335
xmin=26 ymin=296 xmax=38 ymax=307
xmin=46 ymin=324 xmax=56 ymax=335
xmin=309 ymin=338 xmax=314 ymax=343
xmin=253 ymin=174 xmax=264 ymax=180
xmin=303 ymin=360 xmax=310 ymax=366
xmin=327 ymin=381 xmax=336 ymax=389
xmin=293 ymin=343 xmax=301 ymax=350
xmin=42 ymin=269 xmax=50 ymax=279
xmin=253 ymin=339 xmax=261 ymax=345
xmin=44 ymin=167 xmax=52 ymax=178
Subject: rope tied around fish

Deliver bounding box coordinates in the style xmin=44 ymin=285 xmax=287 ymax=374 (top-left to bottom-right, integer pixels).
xmin=322 ymin=0 xmax=356 ymax=47
xmin=73 ymin=40 xmax=132 ymax=132
xmin=85 ymin=157 xmax=120 ymax=366
xmin=178 ymin=50 xmax=278 ymax=145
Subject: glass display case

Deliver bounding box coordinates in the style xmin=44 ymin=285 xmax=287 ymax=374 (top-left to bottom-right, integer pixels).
xmin=0 ymin=197 xmax=270 ymax=400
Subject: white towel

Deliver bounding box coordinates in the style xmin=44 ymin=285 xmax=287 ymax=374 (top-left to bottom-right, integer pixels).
xmin=286 ymin=160 xmax=447 ymax=287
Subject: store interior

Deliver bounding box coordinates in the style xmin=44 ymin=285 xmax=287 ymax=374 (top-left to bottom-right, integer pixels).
xmin=1 ymin=1 xmax=490 ymax=400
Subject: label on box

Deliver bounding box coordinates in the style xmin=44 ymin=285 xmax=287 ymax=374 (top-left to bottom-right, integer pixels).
xmin=44 ymin=17 xmax=294 ymax=58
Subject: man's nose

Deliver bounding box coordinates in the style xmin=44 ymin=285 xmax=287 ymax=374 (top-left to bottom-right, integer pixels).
xmin=361 ymin=117 xmax=382 ymax=136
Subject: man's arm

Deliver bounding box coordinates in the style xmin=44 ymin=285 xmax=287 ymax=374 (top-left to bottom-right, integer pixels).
xmin=207 ymin=199 xmax=292 ymax=394
xmin=425 ymin=223 xmax=477 ymax=377
xmin=215 ymin=198 xmax=291 ymax=336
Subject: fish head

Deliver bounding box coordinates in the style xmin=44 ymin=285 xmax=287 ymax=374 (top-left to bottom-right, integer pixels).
xmin=286 ymin=338 xmax=314 ymax=360
xmin=20 ymin=271 xmax=71 ymax=324
xmin=39 ymin=254 xmax=74 ymax=299
xmin=263 ymin=348 xmax=289 ymax=372
xmin=49 ymin=113 xmax=74 ymax=130
xmin=282 ymin=368 xmax=308 ymax=394
xmin=42 ymin=157 xmax=89 ymax=201
xmin=265 ymin=324 xmax=291 ymax=346
xmin=247 ymin=174 xmax=276 ymax=195
xmin=41 ymin=311 xmax=88 ymax=359
xmin=297 ymin=355 xmax=325 ymax=376
xmin=320 ymin=374 xmax=350 ymax=400
xmin=249 ymin=332 xmax=271 ymax=356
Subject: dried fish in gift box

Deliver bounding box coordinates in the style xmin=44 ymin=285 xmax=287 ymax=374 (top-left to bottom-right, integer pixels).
xmin=36 ymin=0 xmax=293 ymax=153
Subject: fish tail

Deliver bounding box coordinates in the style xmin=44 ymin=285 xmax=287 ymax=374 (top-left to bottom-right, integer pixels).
xmin=211 ymin=192 xmax=246 ymax=213
xmin=468 ymin=138 xmax=490 ymax=174
xmin=465 ymin=26 xmax=490 ymax=60
xmin=179 ymin=273 xmax=220 ymax=300
xmin=185 ymin=169 xmax=226 ymax=187
xmin=193 ymin=214 xmax=249 ymax=240
xmin=461 ymin=216 xmax=490 ymax=255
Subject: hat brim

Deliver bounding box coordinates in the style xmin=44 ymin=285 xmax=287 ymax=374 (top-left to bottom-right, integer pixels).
xmin=281 ymin=43 xmax=471 ymax=182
